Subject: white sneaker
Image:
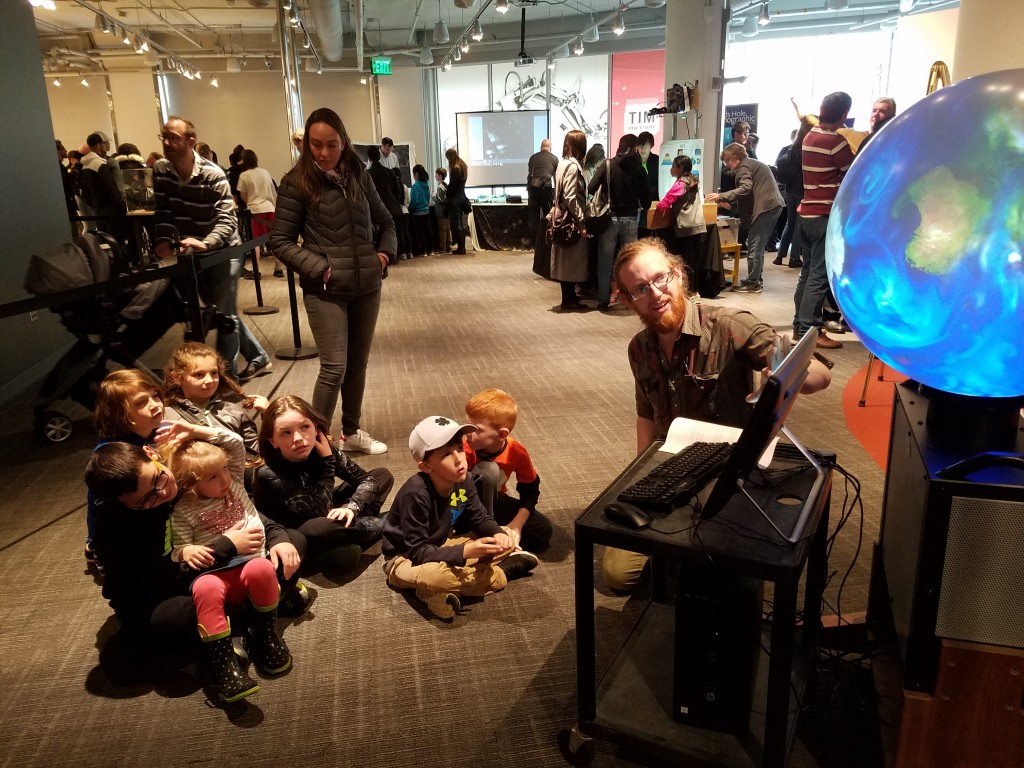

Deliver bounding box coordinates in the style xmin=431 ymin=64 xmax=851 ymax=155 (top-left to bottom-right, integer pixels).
xmin=340 ymin=429 xmax=388 ymax=454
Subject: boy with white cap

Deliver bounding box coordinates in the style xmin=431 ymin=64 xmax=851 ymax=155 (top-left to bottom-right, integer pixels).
xmin=381 ymin=415 xmax=538 ymax=620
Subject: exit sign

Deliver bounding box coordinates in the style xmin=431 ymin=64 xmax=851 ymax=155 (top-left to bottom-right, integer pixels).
xmin=371 ymin=57 xmax=392 ymax=75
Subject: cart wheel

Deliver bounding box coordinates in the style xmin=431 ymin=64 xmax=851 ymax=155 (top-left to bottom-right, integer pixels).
xmin=557 ymin=726 xmax=595 ymax=766
xmin=39 ymin=411 xmax=73 ymax=443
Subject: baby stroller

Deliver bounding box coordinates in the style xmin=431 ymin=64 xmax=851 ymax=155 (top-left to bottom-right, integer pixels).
xmin=23 ymin=230 xmax=223 ymax=442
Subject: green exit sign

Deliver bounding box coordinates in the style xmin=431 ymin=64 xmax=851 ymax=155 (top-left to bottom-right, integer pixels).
xmin=371 ymin=57 xmax=392 ymax=75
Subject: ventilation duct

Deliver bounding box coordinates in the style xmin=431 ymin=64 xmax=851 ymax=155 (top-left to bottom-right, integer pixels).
xmin=247 ymin=0 xmax=273 ymax=7
xmin=308 ymin=0 xmax=345 ymax=62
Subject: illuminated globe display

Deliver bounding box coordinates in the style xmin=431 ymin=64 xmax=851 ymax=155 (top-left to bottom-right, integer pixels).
xmin=826 ymin=68 xmax=1024 ymax=398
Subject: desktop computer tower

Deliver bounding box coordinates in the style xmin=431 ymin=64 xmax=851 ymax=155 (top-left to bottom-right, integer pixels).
xmin=672 ymin=567 xmax=763 ymax=732
xmin=871 ymin=383 xmax=1024 ymax=693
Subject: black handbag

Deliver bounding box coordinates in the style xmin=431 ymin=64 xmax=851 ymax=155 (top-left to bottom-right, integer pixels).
xmin=546 ymin=205 xmax=582 ymax=247
xmin=585 ymin=159 xmax=612 ymax=235
xmin=460 ymin=197 xmax=472 ymax=215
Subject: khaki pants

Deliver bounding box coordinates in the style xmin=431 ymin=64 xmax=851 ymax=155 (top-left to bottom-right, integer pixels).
xmin=602 ymin=547 xmax=649 ymax=593
xmin=387 ymin=529 xmax=517 ymax=599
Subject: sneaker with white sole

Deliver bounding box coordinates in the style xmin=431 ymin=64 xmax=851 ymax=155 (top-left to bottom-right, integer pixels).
xmin=340 ymin=429 xmax=388 ymax=454
xmin=423 ymin=592 xmax=461 ymax=620
xmin=499 ymin=550 xmax=539 ymax=581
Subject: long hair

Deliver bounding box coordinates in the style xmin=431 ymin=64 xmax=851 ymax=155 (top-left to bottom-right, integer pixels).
xmin=162 ymin=342 xmax=244 ymax=404
xmin=286 ymin=107 xmax=365 ymax=207
xmin=258 ymin=395 xmax=329 ymax=462
xmin=445 ymin=147 xmax=468 ymax=184
xmin=584 ymin=144 xmax=605 ymax=172
xmin=94 ymin=369 xmax=162 ymax=440
xmin=562 ymin=130 xmax=586 ymax=163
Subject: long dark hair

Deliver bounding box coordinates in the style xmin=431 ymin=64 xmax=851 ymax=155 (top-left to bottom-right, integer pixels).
xmin=258 ymin=395 xmax=329 ymax=463
xmin=562 ymin=130 xmax=586 ymax=163
xmin=286 ymin=107 xmax=365 ymax=207
xmin=445 ymin=147 xmax=468 ymax=184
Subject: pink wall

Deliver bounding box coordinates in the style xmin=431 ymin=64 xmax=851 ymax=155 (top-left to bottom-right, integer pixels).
xmin=609 ymin=50 xmax=666 ymax=148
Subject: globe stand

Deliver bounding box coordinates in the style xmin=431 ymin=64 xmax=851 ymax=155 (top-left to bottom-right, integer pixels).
xmin=918 ymin=384 xmax=1024 ymax=453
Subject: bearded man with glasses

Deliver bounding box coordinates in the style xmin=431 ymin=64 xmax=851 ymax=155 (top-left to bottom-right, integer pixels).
xmin=602 ymin=238 xmax=831 ymax=592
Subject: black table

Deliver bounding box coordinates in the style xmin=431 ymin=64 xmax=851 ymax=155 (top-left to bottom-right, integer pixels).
xmin=469 ymin=202 xmax=533 ymax=251
xmin=562 ymin=442 xmax=832 ymax=767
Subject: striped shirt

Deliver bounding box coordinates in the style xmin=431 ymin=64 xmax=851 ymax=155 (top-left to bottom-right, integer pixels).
xmin=153 ymin=151 xmax=240 ymax=250
xmin=797 ymin=126 xmax=854 ymax=218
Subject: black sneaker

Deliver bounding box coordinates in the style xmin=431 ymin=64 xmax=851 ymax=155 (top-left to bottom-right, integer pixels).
xmin=238 ymin=359 xmax=273 ymax=381
xmin=499 ymin=551 xmax=539 ymax=581
xmin=730 ymin=282 xmax=763 ymax=293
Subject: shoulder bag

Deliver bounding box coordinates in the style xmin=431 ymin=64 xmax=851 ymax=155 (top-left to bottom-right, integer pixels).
xmin=585 ymin=160 xmax=612 ymax=235
xmin=546 ymin=164 xmax=582 ymax=248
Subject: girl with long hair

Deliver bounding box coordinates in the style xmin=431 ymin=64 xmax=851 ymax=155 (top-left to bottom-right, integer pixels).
xmin=445 ymin=146 xmax=469 ymax=254
xmin=270 ymin=108 xmax=397 ymax=455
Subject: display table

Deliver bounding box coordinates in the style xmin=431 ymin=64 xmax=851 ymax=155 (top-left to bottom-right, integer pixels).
xmin=468 ymin=202 xmax=533 ymax=251
xmin=562 ymin=442 xmax=832 ymax=767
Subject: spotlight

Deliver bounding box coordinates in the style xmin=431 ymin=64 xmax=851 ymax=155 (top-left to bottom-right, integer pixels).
xmin=121 ymin=28 xmax=132 ymax=46
xmin=239 ymin=56 xmax=248 ymax=69
xmin=265 ymin=55 xmax=273 ymax=68
xmin=453 ymin=46 xmax=461 ymax=62
xmin=360 ymin=75 xmax=368 ymax=85
xmin=470 ymin=20 xmax=483 ymax=42
xmin=443 ymin=58 xmax=452 ymax=71
xmin=53 ymin=77 xmax=61 ymax=87
xmin=303 ymin=36 xmax=311 ymax=50
xmin=317 ymin=65 xmax=322 ymax=75
xmin=210 ymin=77 xmax=219 ymax=87
xmin=758 ymin=3 xmax=770 ymax=26
xmin=613 ymin=14 xmax=625 ymax=36
xmin=81 ymin=77 xmax=89 ymax=86
xmin=460 ymin=39 xmax=470 ymax=53
xmin=194 ymin=69 xmax=202 ymax=80
xmin=289 ymin=7 xmax=300 ymax=26
xmin=496 ymin=0 xmax=509 ymax=13
xmin=573 ymin=39 xmax=584 ymax=56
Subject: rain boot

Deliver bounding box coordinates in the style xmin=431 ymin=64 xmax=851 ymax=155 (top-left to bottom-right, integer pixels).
xmin=249 ymin=605 xmax=292 ymax=675
xmin=203 ymin=633 xmax=259 ymax=703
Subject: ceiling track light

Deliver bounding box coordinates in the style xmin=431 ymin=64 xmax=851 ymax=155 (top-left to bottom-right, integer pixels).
xmin=758 ymin=3 xmax=770 ymax=27
xmin=53 ymin=77 xmax=62 ymax=87
xmin=210 ymin=76 xmax=219 ymax=87
xmin=81 ymin=77 xmax=89 ymax=86
xmin=443 ymin=58 xmax=452 ymax=71
xmin=360 ymin=75 xmax=367 ymax=85
xmin=453 ymin=46 xmax=462 ymax=62
xmin=470 ymin=20 xmax=483 ymax=42
xmin=613 ymin=13 xmax=625 ymax=36
xmin=496 ymin=0 xmax=509 ymax=13
xmin=303 ymin=36 xmax=311 ymax=50
xmin=573 ymin=38 xmax=584 ymax=56
xmin=121 ymin=28 xmax=132 ymax=46
xmin=460 ymin=39 xmax=470 ymax=53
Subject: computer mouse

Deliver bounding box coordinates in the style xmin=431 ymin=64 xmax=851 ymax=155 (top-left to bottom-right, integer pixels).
xmin=603 ymin=500 xmax=652 ymax=529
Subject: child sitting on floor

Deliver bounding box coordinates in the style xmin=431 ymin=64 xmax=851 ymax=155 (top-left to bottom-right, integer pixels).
xmin=381 ymin=416 xmax=539 ymax=621
xmin=463 ymin=388 xmax=554 ymax=554
xmin=162 ymin=422 xmax=296 ymax=702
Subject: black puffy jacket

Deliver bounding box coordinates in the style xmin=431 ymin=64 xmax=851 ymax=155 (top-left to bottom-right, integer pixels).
xmin=271 ymin=168 xmax=397 ymax=300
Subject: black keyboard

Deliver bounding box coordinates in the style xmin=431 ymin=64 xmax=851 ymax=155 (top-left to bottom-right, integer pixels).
xmin=617 ymin=441 xmax=733 ymax=513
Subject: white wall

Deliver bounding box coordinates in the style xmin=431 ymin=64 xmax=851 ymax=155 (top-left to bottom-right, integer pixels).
xmin=46 ymin=76 xmax=116 ymax=153
xmin=890 ymin=9 xmax=958 ymax=112
xmin=108 ymin=72 xmax=161 ymax=155
xmin=375 ymin=67 xmax=426 ymax=166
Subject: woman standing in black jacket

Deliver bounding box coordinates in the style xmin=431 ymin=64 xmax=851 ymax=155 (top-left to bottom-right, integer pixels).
xmin=445 ymin=147 xmax=469 ymax=254
xmin=271 ymin=108 xmax=396 ymax=455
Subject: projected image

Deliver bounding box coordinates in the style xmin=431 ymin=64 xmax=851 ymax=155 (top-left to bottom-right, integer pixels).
xmin=456 ymin=110 xmax=549 ymax=187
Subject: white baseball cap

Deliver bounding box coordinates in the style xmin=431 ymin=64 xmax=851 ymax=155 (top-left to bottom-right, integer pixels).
xmin=409 ymin=416 xmax=476 ymax=461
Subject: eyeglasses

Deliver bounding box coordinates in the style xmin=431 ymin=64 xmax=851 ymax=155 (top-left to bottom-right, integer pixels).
xmin=128 ymin=466 xmax=170 ymax=510
xmin=626 ymin=270 xmax=677 ymax=301
xmin=158 ymin=132 xmax=186 ymax=144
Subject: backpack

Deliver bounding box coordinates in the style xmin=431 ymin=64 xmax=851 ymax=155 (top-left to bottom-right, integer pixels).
xmin=774 ymin=145 xmax=801 ymax=189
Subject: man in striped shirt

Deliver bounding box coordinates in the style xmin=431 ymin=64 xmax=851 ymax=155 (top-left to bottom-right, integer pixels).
xmin=153 ymin=116 xmax=270 ymax=379
xmin=793 ymin=92 xmax=854 ymax=350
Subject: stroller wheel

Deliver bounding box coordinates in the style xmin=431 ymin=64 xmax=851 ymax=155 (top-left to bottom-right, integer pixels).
xmin=38 ymin=410 xmax=74 ymax=443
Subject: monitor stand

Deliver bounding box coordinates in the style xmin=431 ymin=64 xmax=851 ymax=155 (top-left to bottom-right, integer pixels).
xmin=734 ymin=425 xmax=826 ymax=544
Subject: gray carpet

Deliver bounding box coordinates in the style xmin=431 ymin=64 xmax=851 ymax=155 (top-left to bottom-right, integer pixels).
xmin=0 ymin=249 xmax=887 ymax=767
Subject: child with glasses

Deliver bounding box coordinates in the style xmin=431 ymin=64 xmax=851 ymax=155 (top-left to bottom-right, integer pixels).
xmin=160 ymin=422 xmax=296 ymax=702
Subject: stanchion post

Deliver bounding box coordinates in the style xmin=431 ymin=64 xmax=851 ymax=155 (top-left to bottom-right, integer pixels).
xmin=177 ymin=249 xmax=207 ymax=343
xmin=239 ymin=211 xmax=279 ymax=316
xmin=275 ymin=267 xmax=317 ymax=360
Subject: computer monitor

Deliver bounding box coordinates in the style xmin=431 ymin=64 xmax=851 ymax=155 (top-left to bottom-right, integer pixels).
xmin=698 ymin=329 xmax=822 ymax=541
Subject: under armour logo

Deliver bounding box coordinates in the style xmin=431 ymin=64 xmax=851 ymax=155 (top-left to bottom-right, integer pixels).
xmin=450 ymin=488 xmax=467 ymax=507
xmin=435 ymin=417 xmax=450 ymax=426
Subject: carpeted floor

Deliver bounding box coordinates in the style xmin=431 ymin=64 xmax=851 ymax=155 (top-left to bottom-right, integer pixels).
xmin=0 ymin=248 xmax=890 ymax=767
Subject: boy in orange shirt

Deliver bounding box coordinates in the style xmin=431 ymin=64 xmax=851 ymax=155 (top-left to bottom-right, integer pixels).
xmin=462 ymin=389 xmax=553 ymax=554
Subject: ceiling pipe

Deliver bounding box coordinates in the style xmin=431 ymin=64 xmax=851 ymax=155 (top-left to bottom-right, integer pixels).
xmin=307 ymin=0 xmax=345 ymax=62
xmin=354 ymin=0 xmax=365 ymax=72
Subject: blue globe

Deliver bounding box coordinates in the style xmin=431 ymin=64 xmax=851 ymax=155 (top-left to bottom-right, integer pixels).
xmin=826 ymin=68 xmax=1024 ymax=398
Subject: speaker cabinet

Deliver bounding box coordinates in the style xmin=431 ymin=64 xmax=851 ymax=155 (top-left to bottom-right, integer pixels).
xmin=873 ymin=383 xmax=1024 ymax=693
